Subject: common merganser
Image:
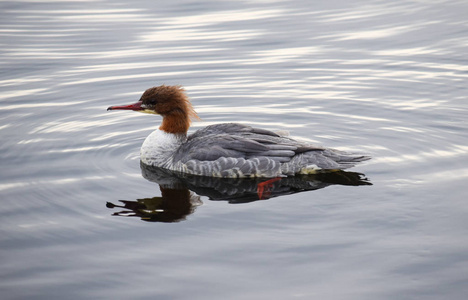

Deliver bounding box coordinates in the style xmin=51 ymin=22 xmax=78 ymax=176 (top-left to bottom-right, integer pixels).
xmin=108 ymin=85 xmax=370 ymax=178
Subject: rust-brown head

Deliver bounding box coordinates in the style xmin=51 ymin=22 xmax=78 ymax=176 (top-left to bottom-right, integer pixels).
xmin=108 ymin=85 xmax=200 ymax=134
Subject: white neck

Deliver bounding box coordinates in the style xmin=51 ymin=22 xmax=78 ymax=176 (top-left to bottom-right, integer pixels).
xmin=140 ymin=129 xmax=186 ymax=167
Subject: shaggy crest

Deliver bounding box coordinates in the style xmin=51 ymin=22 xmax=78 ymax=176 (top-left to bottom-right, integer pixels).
xmin=140 ymin=85 xmax=200 ymax=134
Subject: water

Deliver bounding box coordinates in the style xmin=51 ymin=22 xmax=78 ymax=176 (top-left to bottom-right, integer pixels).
xmin=1 ymin=0 xmax=467 ymax=299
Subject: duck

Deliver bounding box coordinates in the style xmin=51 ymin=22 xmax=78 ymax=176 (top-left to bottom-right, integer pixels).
xmin=108 ymin=85 xmax=370 ymax=178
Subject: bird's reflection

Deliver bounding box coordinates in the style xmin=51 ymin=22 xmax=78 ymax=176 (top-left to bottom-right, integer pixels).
xmin=106 ymin=188 xmax=201 ymax=223
xmin=107 ymin=163 xmax=372 ymax=222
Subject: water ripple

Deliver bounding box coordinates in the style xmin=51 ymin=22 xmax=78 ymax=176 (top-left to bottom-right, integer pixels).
xmin=1 ymin=1 xmax=468 ymax=298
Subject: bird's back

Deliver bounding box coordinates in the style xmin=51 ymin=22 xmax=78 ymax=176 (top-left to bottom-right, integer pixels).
xmin=169 ymin=123 xmax=369 ymax=178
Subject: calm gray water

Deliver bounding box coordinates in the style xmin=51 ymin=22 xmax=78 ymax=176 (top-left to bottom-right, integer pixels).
xmin=1 ymin=0 xmax=467 ymax=299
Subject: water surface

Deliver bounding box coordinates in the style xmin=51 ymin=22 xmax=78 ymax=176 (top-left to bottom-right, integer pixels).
xmin=1 ymin=0 xmax=467 ymax=299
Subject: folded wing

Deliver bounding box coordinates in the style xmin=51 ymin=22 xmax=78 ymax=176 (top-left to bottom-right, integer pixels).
xmin=171 ymin=123 xmax=369 ymax=177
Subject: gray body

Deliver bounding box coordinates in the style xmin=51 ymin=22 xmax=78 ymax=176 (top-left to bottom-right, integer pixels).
xmin=141 ymin=123 xmax=370 ymax=178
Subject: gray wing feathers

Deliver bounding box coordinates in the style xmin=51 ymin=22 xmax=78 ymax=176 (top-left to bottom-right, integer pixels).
xmin=170 ymin=123 xmax=369 ymax=177
xmin=294 ymin=149 xmax=370 ymax=171
xmin=323 ymin=149 xmax=371 ymax=167
xmin=174 ymin=123 xmax=303 ymax=163
xmin=176 ymin=136 xmax=271 ymax=162
xmin=188 ymin=123 xmax=277 ymax=137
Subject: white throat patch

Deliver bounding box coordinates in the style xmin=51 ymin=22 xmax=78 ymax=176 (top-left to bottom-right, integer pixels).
xmin=140 ymin=129 xmax=186 ymax=167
